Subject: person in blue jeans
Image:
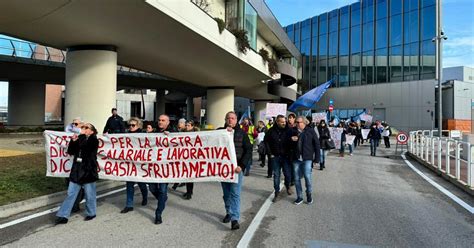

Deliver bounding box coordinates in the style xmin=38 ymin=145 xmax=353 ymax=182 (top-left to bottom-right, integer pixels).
xmin=317 ymin=120 xmax=331 ymax=170
xmin=368 ymin=123 xmax=381 ymax=156
xmin=121 ymin=117 xmax=148 ymax=214
xmin=264 ymin=115 xmax=292 ymax=202
xmin=289 ymin=116 xmax=321 ymax=205
xmin=55 ymin=123 xmax=100 ymax=224
xmin=149 ymin=114 xmax=175 ymax=224
xmin=219 ymin=111 xmax=252 ymax=230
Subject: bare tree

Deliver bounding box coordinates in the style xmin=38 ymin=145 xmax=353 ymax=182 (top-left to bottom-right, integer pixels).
xmin=192 ymin=0 xmax=210 ymax=13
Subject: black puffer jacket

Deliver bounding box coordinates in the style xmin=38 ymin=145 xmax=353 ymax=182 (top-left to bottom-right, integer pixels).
xmin=264 ymin=125 xmax=289 ymax=158
xmin=219 ymin=125 xmax=252 ymax=170
xmin=68 ymin=134 xmax=99 ymax=184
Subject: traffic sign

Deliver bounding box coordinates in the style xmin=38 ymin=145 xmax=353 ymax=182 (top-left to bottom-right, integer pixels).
xmin=329 ymin=99 xmax=334 ymax=105
xmin=396 ymin=132 xmax=409 ymax=144
xmin=328 ymin=106 xmax=334 ymax=112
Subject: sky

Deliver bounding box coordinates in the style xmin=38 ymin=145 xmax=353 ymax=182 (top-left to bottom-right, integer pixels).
xmin=266 ymin=0 xmax=474 ymax=68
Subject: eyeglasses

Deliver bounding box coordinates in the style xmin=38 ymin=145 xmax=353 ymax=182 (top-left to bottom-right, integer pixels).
xmin=81 ymin=126 xmax=90 ymax=130
xmin=73 ymin=123 xmax=79 ymax=126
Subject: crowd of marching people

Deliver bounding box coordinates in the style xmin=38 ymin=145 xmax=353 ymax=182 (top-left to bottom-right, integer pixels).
xmin=56 ymin=107 xmax=393 ymax=230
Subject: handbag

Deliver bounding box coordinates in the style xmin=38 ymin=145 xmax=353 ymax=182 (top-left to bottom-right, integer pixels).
xmin=325 ymin=139 xmax=336 ymax=150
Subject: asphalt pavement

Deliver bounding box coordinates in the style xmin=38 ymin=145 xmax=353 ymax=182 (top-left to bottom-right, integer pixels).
xmin=1 ymin=140 xmax=473 ymax=247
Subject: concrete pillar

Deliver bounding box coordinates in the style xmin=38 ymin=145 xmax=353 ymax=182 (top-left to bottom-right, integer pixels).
xmin=254 ymin=100 xmax=270 ymax=125
xmin=8 ymin=81 xmax=45 ymax=126
xmin=186 ymin=97 xmax=194 ymax=121
xmin=65 ymin=46 xmax=117 ymax=132
xmin=155 ymin=89 xmax=166 ymax=120
xmin=206 ymin=87 xmax=234 ymax=129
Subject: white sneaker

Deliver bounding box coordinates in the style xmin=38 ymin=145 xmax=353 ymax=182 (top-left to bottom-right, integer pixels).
xmin=350 ymin=153 xmax=353 ymax=156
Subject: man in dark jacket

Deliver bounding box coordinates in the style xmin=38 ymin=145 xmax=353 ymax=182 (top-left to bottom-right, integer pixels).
xmin=103 ymin=108 xmax=125 ymax=134
xmin=264 ymin=115 xmax=292 ymax=202
xmin=368 ymin=123 xmax=382 ymax=156
xmin=289 ymin=116 xmax=320 ymax=205
xmin=219 ymin=111 xmax=252 ymax=230
xmin=149 ymin=114 xmax=175 ymax=225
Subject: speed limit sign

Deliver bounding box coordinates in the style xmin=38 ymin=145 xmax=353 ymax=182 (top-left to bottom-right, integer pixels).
xmin=397 ymin=132 xmax=409 ymax=144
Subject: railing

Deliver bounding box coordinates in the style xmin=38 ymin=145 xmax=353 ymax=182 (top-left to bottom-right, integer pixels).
xmin=0 ymin=36 xmax=152 ymax=75
xmin=408 ymin=130 xmax=473 ymax=188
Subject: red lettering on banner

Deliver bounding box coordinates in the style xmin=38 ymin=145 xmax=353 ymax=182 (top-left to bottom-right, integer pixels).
xmin=98 ymin=150 xmax=106 ymax=160
xmin=110 ymin=137 xmax=118 ymax=148
xmin=126 ymin=149 xmax=134 ymax=161
xmin=230 ymin=164 xmax=235 ymax=179
xmin=199 ymin=161 xmax=206 ymax=177
xmin=125 ymin=137 xmax=133 ymax=148
xmin=138 ymin=137 xmax=151 ymax=149
xmin=50 ymin=158 xmax=70 ymax=173
xmin=50 ymin=146 xmax=58 ymax=158
xmin=104 ymin=161 xmax=137 ymax=176
xmin=195 ymin=135 xmax=202 ymax=147
xmin=156 ymin=148 xmax=163 ymax=160
xmin=161 ymin=163 xmax=170 ymax=178
xmin=98 ymin=138 xmax=104 ymax=148
xmin=222 ymin=147 xmax=230 ymax=160
xmin=170 ymin=137 xmax=178 ymax=147
xmin=184 ymin=136 xmax=192 ymax=147
xmin=189 ymin=161 xmax=199 ymax=178
xmin=221 ymin=164 xmax=230 ymax=178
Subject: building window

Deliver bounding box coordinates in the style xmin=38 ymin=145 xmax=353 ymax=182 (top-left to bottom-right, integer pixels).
xmin=244 ymin=0 xmax=257 ymax=50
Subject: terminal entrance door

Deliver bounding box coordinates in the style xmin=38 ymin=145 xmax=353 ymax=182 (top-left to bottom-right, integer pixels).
xmin=373 ymin=108 xmax=386 ymax=122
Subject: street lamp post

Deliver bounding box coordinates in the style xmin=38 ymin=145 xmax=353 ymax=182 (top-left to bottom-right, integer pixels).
xmin=432 ymin=0 xmax=447 ymax=137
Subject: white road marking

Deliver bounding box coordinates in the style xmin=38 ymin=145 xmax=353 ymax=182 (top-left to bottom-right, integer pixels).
xmin=401 ymin=152 xmax=474 ymax=214
xmin=237 ymin=182 xmax=283 ymax=248
xmin=0 ymin=187 xmax=126 ymax=230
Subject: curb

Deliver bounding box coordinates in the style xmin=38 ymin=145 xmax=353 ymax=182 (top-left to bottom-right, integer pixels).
xmin=406 ymin=152 xmax=474 ymax=196
xmin=0 ymin=180 xmax=124 ymax=219
xmin=0 ymin=132 xmax=44 ymax=135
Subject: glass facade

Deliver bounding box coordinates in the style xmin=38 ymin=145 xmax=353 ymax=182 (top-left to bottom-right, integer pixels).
xmin=285 ymin=0 xmax=436 ymax=89
xmin=244 ymin=1 xmax=257 ymax=50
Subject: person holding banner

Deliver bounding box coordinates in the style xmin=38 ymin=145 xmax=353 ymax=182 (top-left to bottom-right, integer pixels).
xmin=264 ymin=115 xmax=292 ymax=202
xmin=120 ymin=117 xmax=149 ymax=214
xmin=149 ymin=114 xmax=175 ymax=225
xmin=219 ymin=111 xmax=252 ymax=230
xmin=55 ymin=123 xmax=99 ymax=224
xmin=289 ymin=116 xmax=320 ymax=205
xmin=182 ymin=120 xmax=200 ymax=200
xmin=368 ymin=123 xmax=381 ymax=156
xmin=317 ymin=120 xmax=332 ymax=170
xmin=64 ymin=118 xmax=84 ymax=213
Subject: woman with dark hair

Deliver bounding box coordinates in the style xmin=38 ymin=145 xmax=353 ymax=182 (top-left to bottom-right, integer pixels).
xmin=55 ymin=123 xmax=99 ymax=224
xmin=182 ymin=120 xmax=200 ymax=200
xmin=317 ymin=120 xmax=331 ymax=170
xmin=120 ymin=117 xmax=149 ymax=213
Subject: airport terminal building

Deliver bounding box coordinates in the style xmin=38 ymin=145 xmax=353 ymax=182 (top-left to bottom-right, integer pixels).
xmin=285 ymin=0 xmax=438 ymax=131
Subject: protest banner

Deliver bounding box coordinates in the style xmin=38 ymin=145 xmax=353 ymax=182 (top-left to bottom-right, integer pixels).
xmin=265 ymin=103 xmax=287 ymax=117
xmin=44 ymin=130 xmax=238 ymax=183
xmin=360 ymin=113 xmax=373 ymax=123
xmin=328 ymin=127 xmax=344 ymax=150
xmin=362 ymin=129 xmax=370 ymax=140
xmin=346 ymin=135 xmax=356 ymax=145
xmin=312 ymin=112 xmax=327 ymax=124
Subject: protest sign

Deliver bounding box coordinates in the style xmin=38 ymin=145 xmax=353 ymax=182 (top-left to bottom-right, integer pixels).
xmin=346 ymin=135 xmax=356 ymax=145
xmin=312 ymin=112 xmax=327 ymax=124
xmin=328 ymin=127 xmax=344 ymax=150
xmin=44 ymin=130 xmax=238 ymax=183
xmin=360 ymin=113 xmax=373 ymax=123
xmin=362 ymin=129 xmax=370 ymax=140
xmin=265 ymin=103 xmax=287 ymax=117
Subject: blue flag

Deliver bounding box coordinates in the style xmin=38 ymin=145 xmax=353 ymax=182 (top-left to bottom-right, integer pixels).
xmin=239 ymin=106 xmax=251 ymax=124
xmin=289 ymin=79 xmax=334 ymax=112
